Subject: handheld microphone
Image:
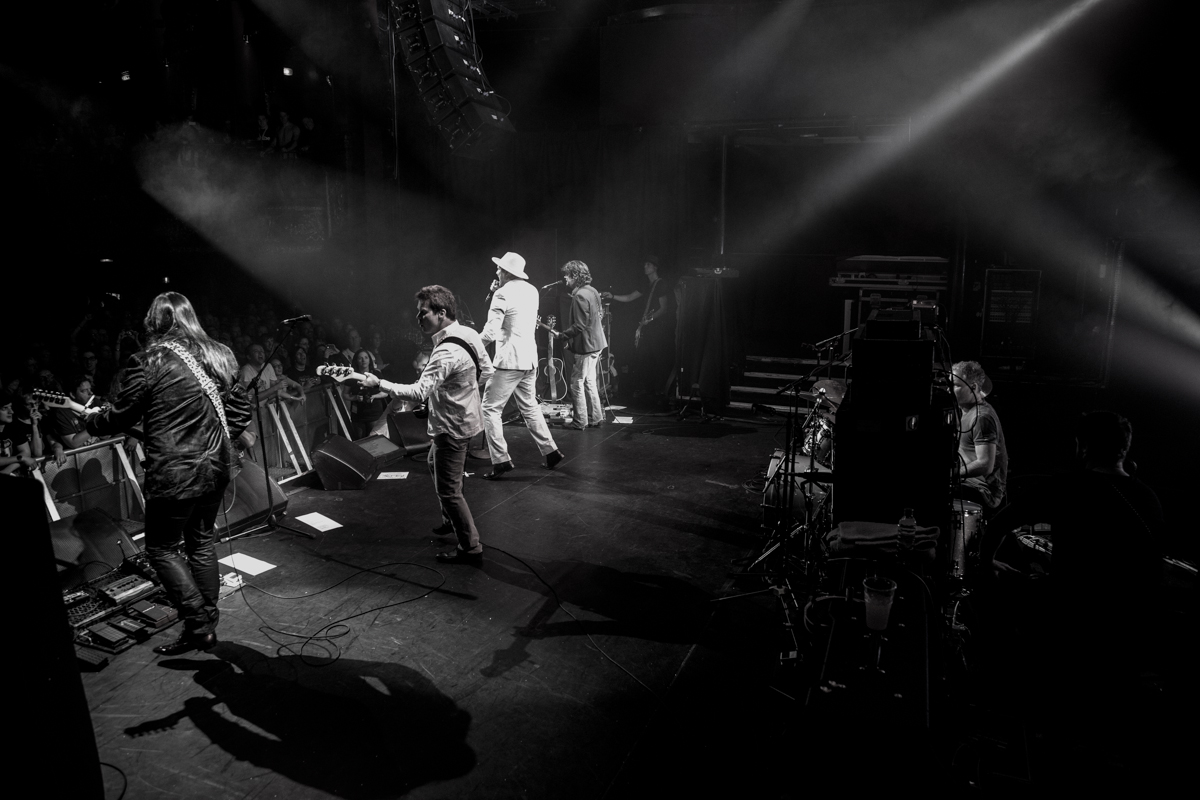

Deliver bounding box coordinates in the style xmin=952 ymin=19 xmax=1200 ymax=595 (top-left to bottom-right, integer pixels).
xmin=281 ymin=314 xmax=311 ymax=325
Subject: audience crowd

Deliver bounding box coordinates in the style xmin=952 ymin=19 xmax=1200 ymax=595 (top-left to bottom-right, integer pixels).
xmin=4 ymin=286 xmax=427 ymax=474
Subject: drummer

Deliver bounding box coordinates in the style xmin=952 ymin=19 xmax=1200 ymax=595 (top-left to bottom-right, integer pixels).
xmin=951 ymin=360 xmax=1008 ymax=509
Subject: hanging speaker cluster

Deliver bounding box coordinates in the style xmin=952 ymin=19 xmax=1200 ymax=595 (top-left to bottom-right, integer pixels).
xmin=393 ymin=0 xmax=514 ymax=158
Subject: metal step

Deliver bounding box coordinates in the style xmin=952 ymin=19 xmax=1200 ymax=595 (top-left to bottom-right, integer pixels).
xmin=744 ymin=371 xmax=805 ymax=381
xmin=727 ymin=400 xmax=795 ymax=414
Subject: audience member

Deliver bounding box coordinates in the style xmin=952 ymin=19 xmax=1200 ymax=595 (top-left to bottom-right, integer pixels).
xmin=238 ymin=344 xmax=304 ymax=403
xmin=0 ymin=392 xmax=38 ymax=476
xmin=49 ymin=375 xmax=102 ymax=449
xmin=284 ymin=346 xmax=319 ymax=388
xmin=349 ymin=349 xmax=389 ymax=439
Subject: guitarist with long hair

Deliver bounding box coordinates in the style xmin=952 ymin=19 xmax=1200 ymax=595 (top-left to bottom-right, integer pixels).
xmin=84 ymin=292 xmax=252 ymax=656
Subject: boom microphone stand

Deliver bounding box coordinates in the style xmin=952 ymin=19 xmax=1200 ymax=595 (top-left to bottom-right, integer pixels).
xmin=222 ymin=316 xmax=313 ymax=542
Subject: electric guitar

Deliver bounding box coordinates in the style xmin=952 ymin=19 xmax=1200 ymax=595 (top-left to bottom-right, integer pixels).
xmin=535 ymin=316 xmax=567 ymax=402
xmin=32 ymin=390 xmax=104 ymax=416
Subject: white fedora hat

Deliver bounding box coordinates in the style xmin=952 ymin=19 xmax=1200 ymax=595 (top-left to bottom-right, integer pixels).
xmin=492 ymin=252 xmax=528 ymax=280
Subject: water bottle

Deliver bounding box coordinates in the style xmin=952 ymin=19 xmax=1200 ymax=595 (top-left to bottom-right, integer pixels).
xmin=898 ymin=507 xmax=917 ymax=538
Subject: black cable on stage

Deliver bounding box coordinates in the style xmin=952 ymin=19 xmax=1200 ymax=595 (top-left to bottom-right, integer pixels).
xmin=240 ymin=560 xmax=447 ymax=666
xmin=215 ymin=494 xmax=447 ymax=666
xmin=100 ymin=761 xmax=128 ymax=800
xmin=485 ymin=542 xmax=662 ymax=700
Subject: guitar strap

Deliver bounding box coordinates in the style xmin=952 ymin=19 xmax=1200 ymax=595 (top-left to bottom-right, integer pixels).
xmin=440 ymin=337 xmax=482 ymax=382
xmin=155 ymin=341 xmax=231 ymax=441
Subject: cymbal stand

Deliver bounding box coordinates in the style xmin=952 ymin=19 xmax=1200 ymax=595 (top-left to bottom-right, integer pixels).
xmin=750 ymin=382 xmax=824 ymax=576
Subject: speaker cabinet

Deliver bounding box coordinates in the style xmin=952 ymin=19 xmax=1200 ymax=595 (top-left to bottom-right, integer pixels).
xmin=833 ymin=400 xmax=955 ymax=536
xmin=50 ymin=509 xmax=139 ymax=591
xmin=4 ymin=477 xmax=105 ymax=798
xmin=215 ymin=458 xmax=288 ymax=538
xmin=387 ymin=410 xmax=432 ymax=454
xmin=354 ymin=434 xmax=407 ymax=469
xmin=312 ymin=435 xmax=380 ymax=490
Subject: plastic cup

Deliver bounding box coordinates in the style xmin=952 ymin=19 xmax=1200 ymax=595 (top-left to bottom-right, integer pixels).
xmin=863 ymin=576 xmax=897 ymax=631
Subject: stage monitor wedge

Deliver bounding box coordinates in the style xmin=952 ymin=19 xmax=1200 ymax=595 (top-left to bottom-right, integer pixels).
xmin=312 ymin=435 xmax=380 ymax=490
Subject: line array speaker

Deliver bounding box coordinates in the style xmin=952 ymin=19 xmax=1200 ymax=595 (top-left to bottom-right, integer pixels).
xmin=392 ymin=0 xmax=514 ymax=159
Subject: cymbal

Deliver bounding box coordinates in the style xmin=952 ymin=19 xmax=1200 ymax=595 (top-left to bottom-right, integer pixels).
xmin=811 ymin=379 xmax=847 ymax=404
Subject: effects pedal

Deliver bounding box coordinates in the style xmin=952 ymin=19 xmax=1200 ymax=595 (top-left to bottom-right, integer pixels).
xmin=75 ymin=644 xmax=110 ymax=669
xmin=84 ymin=622 xmax=133 ymax=654
xmin=102 ymin=574 xmax=156 ymax=605
xmin=108 ymin=615 xmax=150 ymax=640
xmin=129 ymin=600 xmax=178 ymax=631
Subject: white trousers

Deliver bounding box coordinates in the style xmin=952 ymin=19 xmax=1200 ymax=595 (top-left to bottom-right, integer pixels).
xmin=483 ymin=368 xmax=558 ymax=463
xmin=569 ymin=351 xmax=604 ymax=426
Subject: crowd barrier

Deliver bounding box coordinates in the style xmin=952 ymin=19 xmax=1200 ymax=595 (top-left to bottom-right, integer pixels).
xmin=247 ymin=383 xmax=351 ymax=480
xmin=36 ymin=437 xmax=145 ymax=523
xmin=31 ymin=383 xmax=353 ymax=522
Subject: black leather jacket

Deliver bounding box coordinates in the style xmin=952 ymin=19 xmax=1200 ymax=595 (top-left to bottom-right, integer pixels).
xmin=87 ymin=345 xmax=252 ymax=500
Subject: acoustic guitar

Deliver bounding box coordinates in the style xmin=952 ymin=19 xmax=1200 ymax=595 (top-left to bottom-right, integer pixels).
xmin=535 ymin=315 xmax=567 ymax=402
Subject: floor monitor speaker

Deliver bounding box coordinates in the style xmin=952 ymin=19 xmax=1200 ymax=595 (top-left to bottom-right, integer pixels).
xmin=354 ymin=434 xmax=407 ymax=469
xmin=312 ymin=435 xmax=379 ymax=490
xmin=215 ymin=458 xmax=288 ymax=538
xmin=50 ymin=509 xmax=140 ymax=591
xmin=388 ymin=410 xmax=432 ymax=454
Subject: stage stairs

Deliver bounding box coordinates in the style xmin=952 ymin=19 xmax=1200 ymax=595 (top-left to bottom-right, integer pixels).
xmin=726 ymin=355 xmax=850 ymax=416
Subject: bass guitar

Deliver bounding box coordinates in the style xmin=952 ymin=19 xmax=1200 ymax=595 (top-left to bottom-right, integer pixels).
xmin=316 ymin=366 xmax=428 ymax=418
xmin=535 ymin=315 xmax=568 ymax=402
xmin=315 ymin=365 xmax=369 ymax=383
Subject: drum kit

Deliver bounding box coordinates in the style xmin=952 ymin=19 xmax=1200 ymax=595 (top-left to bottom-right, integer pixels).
xmin=765 ymin=372 xmax=997 ymax=588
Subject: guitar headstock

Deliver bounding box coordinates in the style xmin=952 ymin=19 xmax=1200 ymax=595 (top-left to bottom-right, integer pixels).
xmin=316 ymin=365 xmax=356 ymax=382
xmin=546 ymin=315 xmax=556 ymax=327
xmin=33 ymin=389 xmax=72 ymax=409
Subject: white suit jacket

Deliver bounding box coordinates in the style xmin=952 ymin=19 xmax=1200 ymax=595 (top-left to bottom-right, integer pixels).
xmin=481 ymin=278 xmax=539 ymax=370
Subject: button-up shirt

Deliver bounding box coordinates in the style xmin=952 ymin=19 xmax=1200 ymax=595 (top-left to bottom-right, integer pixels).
xmin=481 ymin=278 xmax=539 ymax=370
xmin=378 ymin=321 xmax=494 ymax=440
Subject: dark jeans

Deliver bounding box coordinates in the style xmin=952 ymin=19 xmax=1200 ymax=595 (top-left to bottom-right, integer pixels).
xmin=430 ymin=432 xmax=481 ymax=554
xmin=144 ymin=484 xmax=226 ymax=636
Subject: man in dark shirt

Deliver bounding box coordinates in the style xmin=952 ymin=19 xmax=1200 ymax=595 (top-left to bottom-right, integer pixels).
xmin=952 ymin=360 xmax=1008 ymax=509
xmin=552 ymin=260 xmax=609 ymax=429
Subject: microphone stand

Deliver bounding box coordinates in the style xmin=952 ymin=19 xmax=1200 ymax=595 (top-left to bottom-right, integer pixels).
xmin=222 ymin=317 xmax=314 ymax=542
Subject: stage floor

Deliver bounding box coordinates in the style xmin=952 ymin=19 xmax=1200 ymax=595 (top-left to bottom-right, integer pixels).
xmin=80 ymin=400 xmax=1194 ymax=798
xmin=84 ymin=411 xmax=802 ymax=799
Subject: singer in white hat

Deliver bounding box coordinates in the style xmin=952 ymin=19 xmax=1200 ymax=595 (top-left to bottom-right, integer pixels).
xmin=479 ymin=252 xmax=564 ymax=477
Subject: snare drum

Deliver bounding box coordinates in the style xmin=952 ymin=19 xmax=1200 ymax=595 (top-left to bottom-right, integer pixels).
xmin=951 ymin=500 xmax=983 ymax=578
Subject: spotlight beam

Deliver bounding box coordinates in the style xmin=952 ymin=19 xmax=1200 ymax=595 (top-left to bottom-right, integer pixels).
xmin=757 ymin=0 xmax=1108 ymax=249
